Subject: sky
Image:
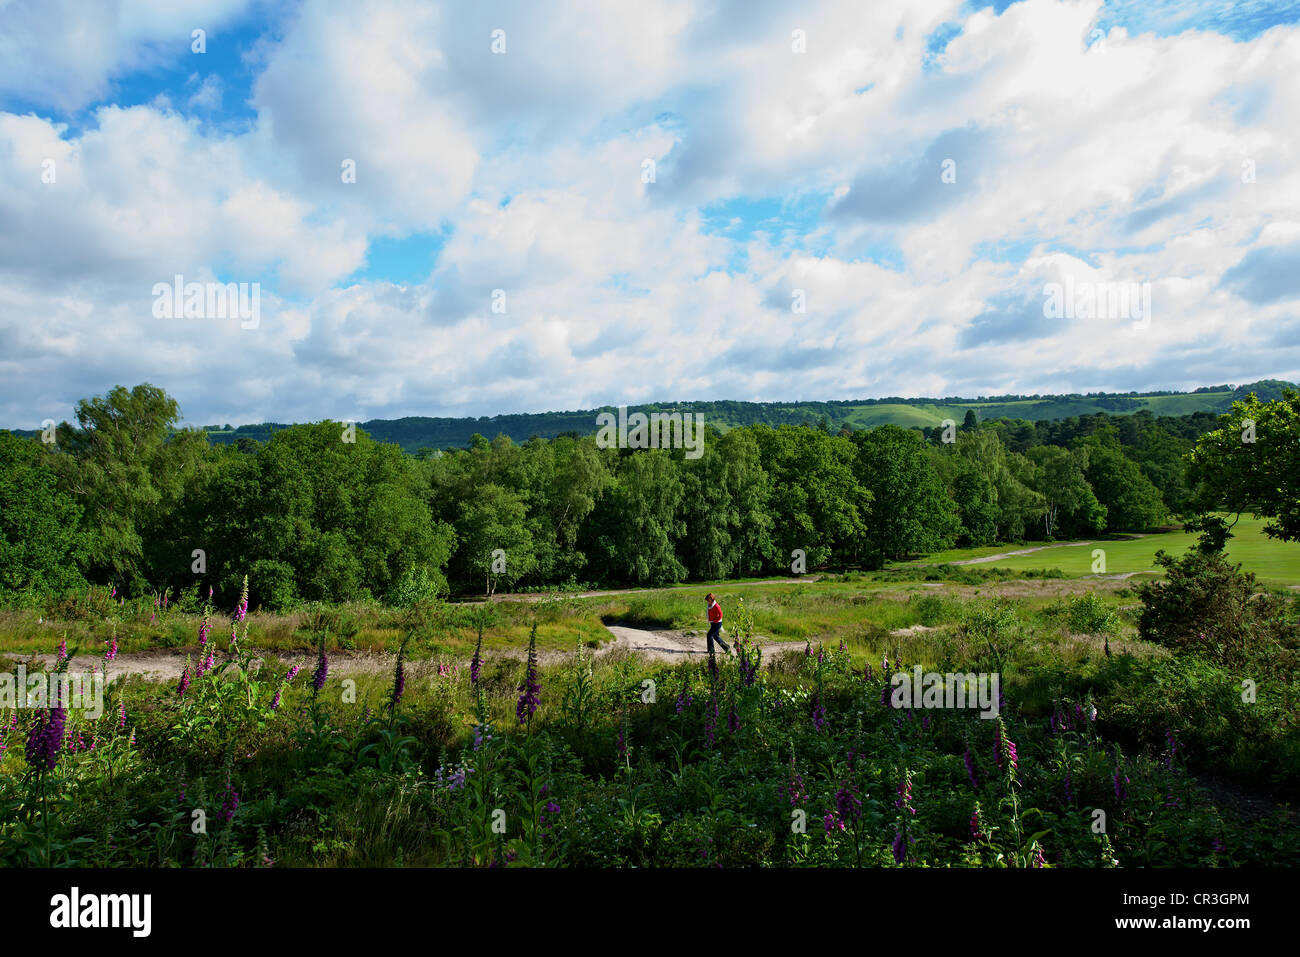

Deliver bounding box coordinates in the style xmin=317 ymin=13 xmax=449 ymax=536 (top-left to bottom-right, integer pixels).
xmin=1 ymin=0 xmax=1298 ymax=429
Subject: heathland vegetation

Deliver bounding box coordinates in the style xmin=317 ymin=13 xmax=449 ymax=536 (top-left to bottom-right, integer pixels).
xmin=1 ymin=383 xmax=1297 ymax=868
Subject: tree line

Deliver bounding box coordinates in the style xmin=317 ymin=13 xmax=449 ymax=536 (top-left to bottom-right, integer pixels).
xmin=1 ymin=383 xmax=1293 ymax=609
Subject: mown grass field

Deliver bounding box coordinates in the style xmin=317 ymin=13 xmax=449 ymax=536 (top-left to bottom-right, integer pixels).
xmin=908 ymin=515 xmax=1300 ymax=586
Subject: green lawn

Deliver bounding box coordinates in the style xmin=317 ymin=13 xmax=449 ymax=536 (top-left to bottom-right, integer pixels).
xmin=908 ymin=515 xmax=1300 ymax=585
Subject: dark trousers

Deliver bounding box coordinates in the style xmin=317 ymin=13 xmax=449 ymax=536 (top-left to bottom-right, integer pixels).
xmin=707 ymin=622 xmax=729 ymax=654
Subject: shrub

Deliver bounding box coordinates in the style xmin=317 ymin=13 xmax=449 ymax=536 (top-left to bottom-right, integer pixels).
xmin=1136 ymin=547 xmax=1300 ymax=675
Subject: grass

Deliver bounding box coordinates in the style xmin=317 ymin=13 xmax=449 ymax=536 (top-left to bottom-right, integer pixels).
xmin=905 ymin=515 xmax=1300 ymax=586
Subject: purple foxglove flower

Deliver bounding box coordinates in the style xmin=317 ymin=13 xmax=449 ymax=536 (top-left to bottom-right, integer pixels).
xmin=835 ymin=786 xmax=862 ymax=824
xmin=286 ymin=665 xmax=300 ymax=683
xmin=104 ymin=639 xmax=117 ymax=662
xmin=177 ymin=668 xmax=191 ymax=698
xmin=221 ymin=785 xmax=239 ymax=822
xmin=269 ymin=689 xmax=282 ymax=711
xmin=312 ymin=649 xmax=329 ymax=693
xmin=515 ymin=630 xmax=541 ymax=725
xmin=24 ymin=706 xmax=66 ymax=770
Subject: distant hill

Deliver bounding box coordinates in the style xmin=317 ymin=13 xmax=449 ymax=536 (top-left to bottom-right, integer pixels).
xmin=185 ymin=380 xmax=1294 ymax=452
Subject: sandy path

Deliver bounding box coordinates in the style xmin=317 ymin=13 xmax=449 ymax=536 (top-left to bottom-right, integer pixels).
xmin=9 ymin=623 xmax=806 ymax=681
xmin=600 ymin=625 xmax=803 ymax=663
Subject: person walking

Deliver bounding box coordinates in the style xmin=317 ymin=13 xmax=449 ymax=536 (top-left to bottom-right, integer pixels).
xmin=705 ymin=593 xmax=730 ymax=656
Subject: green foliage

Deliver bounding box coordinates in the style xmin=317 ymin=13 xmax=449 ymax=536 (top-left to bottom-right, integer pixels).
xmin=1136 ymin=545 xmax=1300 ymax=676
xmin=1188 ymin=389 xmax=1300 ymax=542
xmin=0 ymin=431 xmax=85 ymax=597
xmin=1064 ymin=592 xmax=1119 ymax=636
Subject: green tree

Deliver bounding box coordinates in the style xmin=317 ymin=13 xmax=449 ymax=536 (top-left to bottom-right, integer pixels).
xmin=51 ymin=383 xmax=212 ymax=589
xmin=0 ymin=432 xmax=85 ymax=595
xmin=1187 ymin=389 xmax=1300 ymax=542
xmin=1027 ymin=445 xmax=1106 ymax=538
xmin=1082 ymin=439 xmax=1166 ymax=532
xmin=453 ymin=482 xmax=537 ymax=596
xmin=584 ymin=450 xmax=687 ymax=585
xmin=852 ymin=425 xmax=957 ymax=563
xmin=752 ymin=425 xmax=870 ymax=571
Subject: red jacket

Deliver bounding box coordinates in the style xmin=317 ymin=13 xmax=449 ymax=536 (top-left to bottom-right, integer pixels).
xmin=707 ymin=601 xmax=723 ymax=623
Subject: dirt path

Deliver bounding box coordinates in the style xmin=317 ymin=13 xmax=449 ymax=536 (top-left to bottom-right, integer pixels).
xmin=600 ymin=625 xmax=803 ymax=663
xmin=11 ymin=623 xmax=807 ymax=681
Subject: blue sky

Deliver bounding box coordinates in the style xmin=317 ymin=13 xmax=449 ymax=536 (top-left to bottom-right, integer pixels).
xmin=1 ymin=0 xmax=1298 ymax=427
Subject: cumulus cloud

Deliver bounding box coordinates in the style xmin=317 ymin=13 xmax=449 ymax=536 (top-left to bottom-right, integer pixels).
xmin=1 ymin=0 xmax=1299 ymax=429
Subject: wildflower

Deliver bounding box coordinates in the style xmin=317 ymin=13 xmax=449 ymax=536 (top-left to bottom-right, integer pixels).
xmin=470 ymin=626 xmax=483 ymax=686
xmin=312 ymin=646 xmax=329 ymax=694
xmin=823 ymin=811 xmax=845 ymax=833
xmin=880 ymin=680 xmax=893 ymax=708
xmin=539 ymin=801 xmax=561 ymax=830
xmin=964 ymin=749 xmax=979 ymax=790
xmin=390 ymin=652 xmax=406 ymax=712
xmin=472 ymin=724 xmax=493 ymax=751
xmin=704 ymin=696 xmax=718 ymax=746
xmin=515 ymin=625 xmax=541 ymax=725
xmin=198 ymin=618 xmax=210 ymax=648
xmin=1164 ymin=728 xmax=1180 ymax=769
xmin=25 ymin=706 xmax=66 ymax=770
xmin=208 ymin=585 xmax=213 ymax=599
xmin=970 ymin=804 xmax=982 ymax=839
xmin=269 ymin=689 xmax=282 ymax=711
xmin=1089 ymin=704 xmax=1098 ymax=722
xmin=835 ymin=785 xmax=862 ymax=824
xmin=675 ymin=690 xmax=693 ymax=713
xmin=891 ymin=830 xmax=912 ymax=864
xmin=104 ymin=639 xmax=117 ymax=662
xmin=616 ymin=725 xmax=627 ymax=757
xmin=895 ymin=770 xmax=915 ymax=815
xmin=993 ymin=718 xmax=1018 ymax=775
xmin=811 ymin=697 xmax=826 ymax=731
xmin=782 ymin=772 xmax=806 ymax=806
xmin=862 ymin=663 xmax=873 ymax=682
xmin=118 ymin=701 xmax=126 ymax=730
xmin=1032 ymin=842 xmax=1047 ymax=868
xmin=882 ymin=653 xmax=889 ymax=673
xmin=57 ymin=638 xmax=67 ymax=662
xmin=286 ymin=665 xmax=300 ymax=682
xmin=221 ymin=785 xmax=239 ymax=823
xmin=177 ymin=667 xmax=191 ymax=698
xmin=805 ymin=641 xmax=812 ymax=658
xmin=1113 ymin=764 xmax=1129 ymax=803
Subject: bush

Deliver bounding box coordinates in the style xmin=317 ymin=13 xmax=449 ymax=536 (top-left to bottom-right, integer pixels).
xmin=388 ymin=564 xmax=446 ymax=608
xmin=1065 ymin=592 xmax=1119 ymax=636
xmin=1136 ymin=547 xmax=1300 ymax=676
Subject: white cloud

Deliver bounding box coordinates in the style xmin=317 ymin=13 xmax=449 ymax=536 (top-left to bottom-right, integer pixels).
xmin=1 ymin=0 xmax=1298 ymax=429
